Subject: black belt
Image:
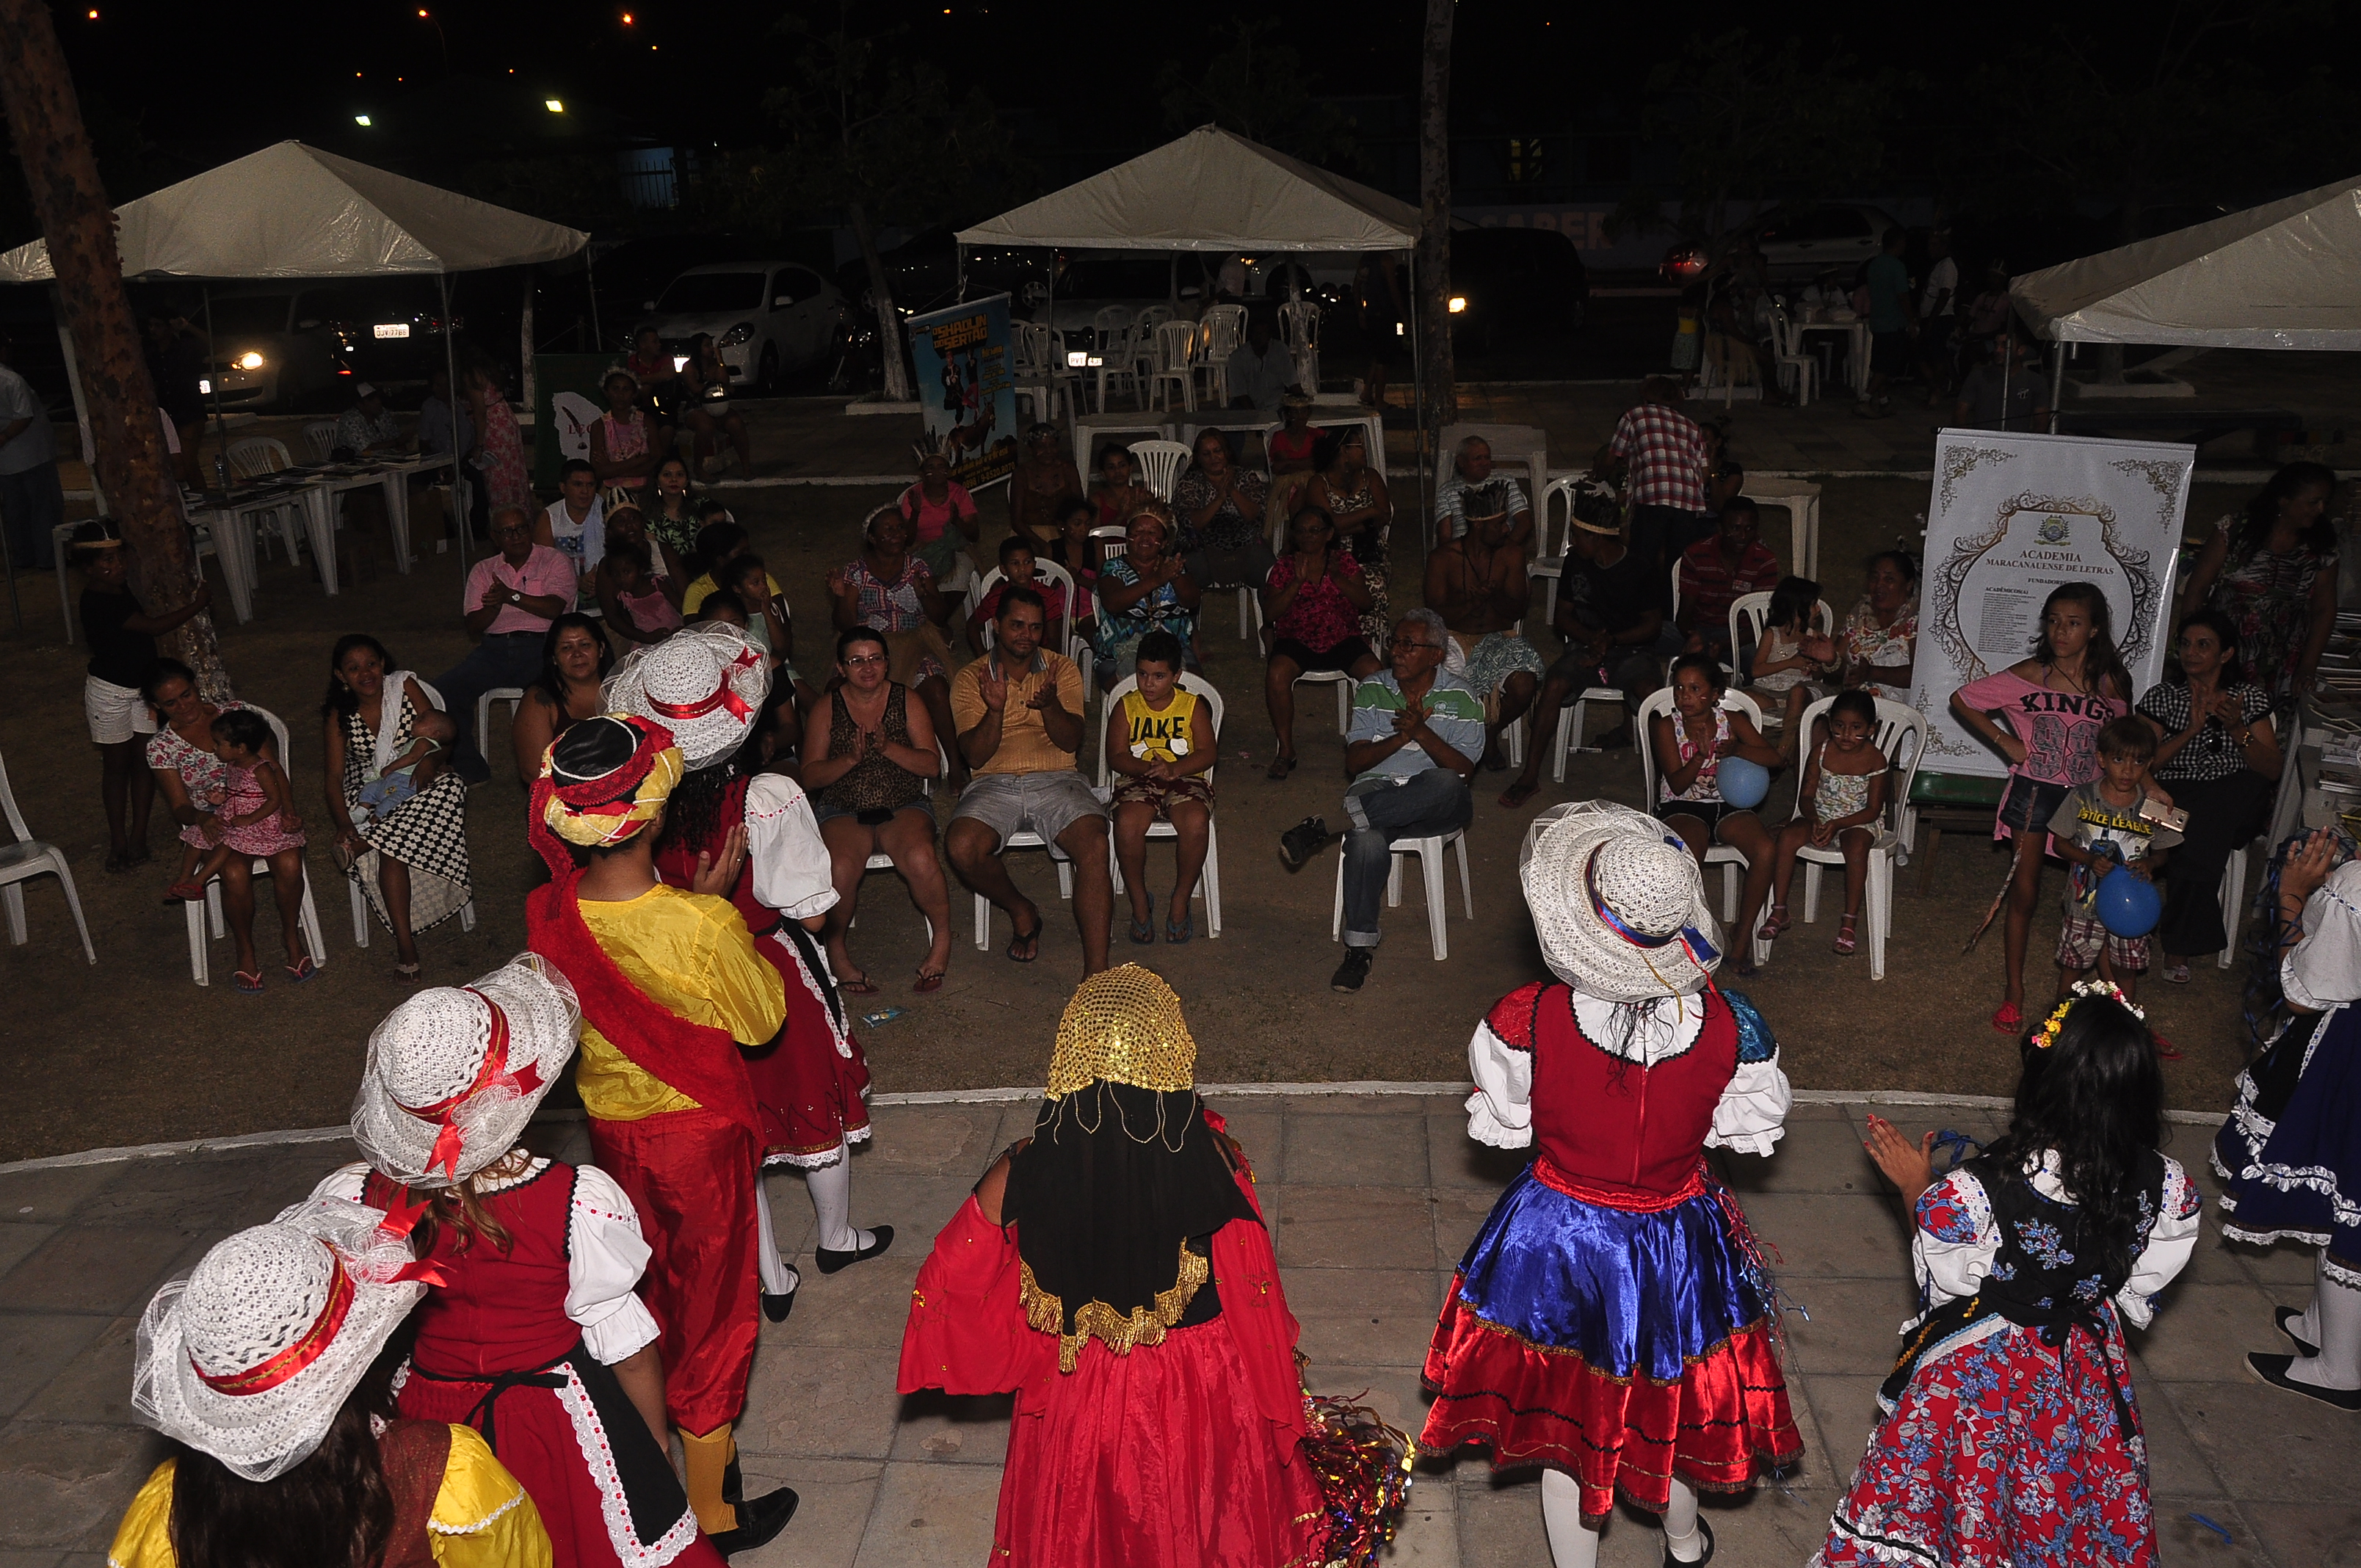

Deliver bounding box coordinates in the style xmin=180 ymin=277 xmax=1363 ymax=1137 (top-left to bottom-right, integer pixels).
xmin=1885 ymin=1292 xmax=2138 ymax=1441
xmin=407 ymin=1346 xmax=574 ymax=1453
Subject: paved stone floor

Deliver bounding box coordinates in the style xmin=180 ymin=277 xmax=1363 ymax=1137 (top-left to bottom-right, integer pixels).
xmin=1 ymin=1093 xmax=2351 ymax=1567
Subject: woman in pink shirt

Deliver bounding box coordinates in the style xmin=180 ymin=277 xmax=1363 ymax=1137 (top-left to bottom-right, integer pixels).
xmin=897 ymin=451 xmax=980 ymax=586
xmin=1950 ymin=582 xmax=2133 ymax=1033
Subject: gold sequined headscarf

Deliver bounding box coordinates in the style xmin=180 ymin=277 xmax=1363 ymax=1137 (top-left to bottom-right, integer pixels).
xmin=1012 ymin=967 xmax=1253 ymax=1372
xmin=1044 ymin=965 xmax=1197 ymax=1098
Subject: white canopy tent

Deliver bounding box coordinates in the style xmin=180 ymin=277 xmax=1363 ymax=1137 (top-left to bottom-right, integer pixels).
xmin=2009 ymin=175 xmax=2361 ymax=350
xmin=0 ymin=142 xmax=587 ymax=574
xmin=957 ymin=125 xmax=1432 ymax=510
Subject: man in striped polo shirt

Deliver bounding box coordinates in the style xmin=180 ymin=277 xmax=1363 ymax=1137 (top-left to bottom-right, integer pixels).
xmin=1279 ymin=607 xmax=1483 ymax=992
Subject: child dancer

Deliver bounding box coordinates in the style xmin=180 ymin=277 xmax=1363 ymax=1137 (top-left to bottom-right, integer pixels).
xmin=2048 ymin=716 xmax=2180 ymax=1014
xmin=1749 ymin=575 xmax=1836 ymax=755
xmin=1750 ymin=689 xmax=1890 ymax=959
xmin=1950 ymin=581 xmax=2133 ymax=1033
xmin=1818 ymin=984 xmax=2201 ymax=1566
xmin=167 ymin=708 xmax=305 ymax=896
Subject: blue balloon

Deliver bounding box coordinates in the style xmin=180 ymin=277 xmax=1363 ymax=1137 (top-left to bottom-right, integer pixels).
xmin=1717 ymin=756 xmax=1771 ymax=810
xmin=2097 ymin=865 xmax=2162 ymax=938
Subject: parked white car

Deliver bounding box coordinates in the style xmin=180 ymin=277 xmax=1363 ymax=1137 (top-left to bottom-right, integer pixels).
xmin=635 ymin=262 xmax=847 ymax=396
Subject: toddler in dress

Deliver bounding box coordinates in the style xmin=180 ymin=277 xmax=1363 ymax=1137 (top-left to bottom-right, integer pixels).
xmin=167 ymin=709 xmax=308 ymax=901
xmin=1748 ymin=576 xmax=1836 ymax=755
xmin=1747 ymin=689 xmax=1890 ymax=960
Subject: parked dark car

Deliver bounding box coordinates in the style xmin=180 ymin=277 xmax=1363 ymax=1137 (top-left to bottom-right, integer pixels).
xmin=1447 ymin=226 xmax=1589 ymax=353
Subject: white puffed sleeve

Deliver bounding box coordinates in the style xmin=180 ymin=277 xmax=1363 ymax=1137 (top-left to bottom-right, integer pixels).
xmin=568 ymin=1166 xmax=662 ymax=1365
xmin=2283 ymin=865 xmax=2361 ymax=1013
xmin=1465 ymin=1017 xmax=1533 ymax=1150
xmin=1704 ymin=989 xmax=1790 ymax=1155
xmin=745 ymin=772 xmax=840 ymax=921
xmin=1910 ymin=1167 xmax=1999 ymax=1313
xmin=2117 ymin=1158 xmax=2204 ymax=1329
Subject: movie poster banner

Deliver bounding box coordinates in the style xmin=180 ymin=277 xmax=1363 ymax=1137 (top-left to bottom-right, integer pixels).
xmin=910 ymin=294 xmax=1018 ymax=490
xmin=1908 ymin=429 xmax=2194 ymax=778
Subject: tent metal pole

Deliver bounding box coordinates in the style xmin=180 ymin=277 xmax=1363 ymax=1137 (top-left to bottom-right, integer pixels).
xmin=520 ymin=269 xmax=537 ymax=429
xmin=586 ymin=249 xmax=603 ymax=354
xmin=1407 ymin=247 xmax=1427 ymax=546
xmin=201 ymin=286 xmax=225 ymax=487
xmin=2048 ymin=344 xmax=2065 ymax=434
xmin=442 ymin=272 xmax=467 ymax=570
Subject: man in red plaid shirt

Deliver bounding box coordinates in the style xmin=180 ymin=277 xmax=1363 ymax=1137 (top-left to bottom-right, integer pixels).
xmin=1604 ymin=377 xmax=1711 ymax=595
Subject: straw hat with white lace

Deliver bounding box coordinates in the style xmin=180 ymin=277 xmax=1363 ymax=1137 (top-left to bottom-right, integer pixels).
xmin=1519 ymin=800 xmax=1724 ymax=1003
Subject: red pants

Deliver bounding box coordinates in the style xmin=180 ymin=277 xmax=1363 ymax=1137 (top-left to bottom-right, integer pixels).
xmin=589 ymin=1108 xmax=759 ymax=1434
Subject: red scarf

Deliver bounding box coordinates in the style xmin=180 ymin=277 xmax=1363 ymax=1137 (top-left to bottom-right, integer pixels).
xmin=525 ymin=868 xmax=764 ymax=1142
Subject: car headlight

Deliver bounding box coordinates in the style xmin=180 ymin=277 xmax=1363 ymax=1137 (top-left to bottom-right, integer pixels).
xmin=1448 ymin=296 xmax=1467 ymax=313
xmin=719 ymin=323 xmax=755 ymax=348
xmin=235 ymin=351 xmax=265 ymax=371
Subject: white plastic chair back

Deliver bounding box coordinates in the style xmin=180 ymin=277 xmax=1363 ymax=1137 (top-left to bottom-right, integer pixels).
xmin=1092 ymin=305 xmax=1135 ymax=349
xmin=1089 ymin=525 xmax=1130 ymax=566
xmin=303 ymin=421 xmax=339 ymax=462
xmin=1098 ymin=671 xmax=1227 ymax=937
xmin=1095 ymin=672 xmax=1225 ymax=791
xmin=1730 ymin=592 xmax=1835 ymax=686
xmin=1154 ymin=320 xmax=1197 ymax=373
xmin=1136 ymin=305 xmax=1176 ymax=334
xmin=1200 ymin=304 xmax=1247 ymax=361
xmin=1790 ymin=694 xmax=1925 ymax=827
xmin=0 ymin=744 xmax=96 ymax=965
xmin=969 ymin=559 xmax=1079 ymax=653
xmin=228 ymin=438 xmax=293 ymax=479
xmin=1128 ymin=440 xmax=1190 ymax=503
xmin=1277 ymin=300 xmax=1321 ymax=351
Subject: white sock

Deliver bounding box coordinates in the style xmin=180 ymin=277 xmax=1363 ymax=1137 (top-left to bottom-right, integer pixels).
xmin=753 ymin=1170 xmax=799 ymax=1297
xmin=1539 ymin=1469 xmax=1600 ymax=1568
xmin=806 ymin=1147 xmax=869 ymax=1253
xmin=1663 ymin=1478 xmax=1706 ymax=1562
xmin=2287 ymin=1263 xmax=2361 ymax=1391
xmin=2291 ymin=1249 xmax=2327 ymax=1346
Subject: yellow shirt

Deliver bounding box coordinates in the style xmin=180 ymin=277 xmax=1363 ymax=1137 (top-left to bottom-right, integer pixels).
xmin=949 ymin=648 xmax=1086 ymax=777
xmin=572 ymin=885 xmax=788 ymax=1122
xmin=108 ymin=1426 xmax=551 ymax=1568
xmin=1117 ymin=688 xmax=1201 ymax=763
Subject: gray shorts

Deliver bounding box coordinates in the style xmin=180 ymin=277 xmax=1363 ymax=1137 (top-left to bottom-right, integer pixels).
xmin=949 ymin=770 xmax=1107 ymax=848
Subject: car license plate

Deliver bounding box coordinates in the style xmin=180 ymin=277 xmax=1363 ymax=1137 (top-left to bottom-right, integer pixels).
xmin=197 ymin=379 xmax=211 ymax=394
xmin=374 ymin=323 xmax=410 ymax=338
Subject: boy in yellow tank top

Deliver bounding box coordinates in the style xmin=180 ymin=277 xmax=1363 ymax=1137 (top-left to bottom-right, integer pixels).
xmin=1104 ymin=631 xmax=1217 ymax=945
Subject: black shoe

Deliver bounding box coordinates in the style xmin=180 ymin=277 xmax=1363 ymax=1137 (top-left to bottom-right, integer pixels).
xmin=708 ymin=1485 xmax=799 ymax=1556
xmin=1279 ymin=815 xmax=1330 ymax=870
xmin=814 ymin=1224 xmax=894 ymax=1275
xmin=1664 ymin=1517 xmax=1714 ymax=1566
xmin=1330 ymin=948 xmax=1372 ymax=992
xmin=2246 ymin=1351 xmax=2361 ymax=1410
xmin=761 ymin=1288 xmax=797 ymax=1323
xmin=722 ymin=1452 xmax=743 ymax=1506
xmin=2277 ymin=1305 xmax=2321 ymax=1357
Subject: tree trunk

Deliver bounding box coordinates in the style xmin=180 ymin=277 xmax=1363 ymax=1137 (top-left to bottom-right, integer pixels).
xmin=851 ymin=201 xmax=913 ymax=404
xmin=0 ymin=0 xmax=225 ymax=697
xmin=1417 ymin=0 xmax=1456 ymax=472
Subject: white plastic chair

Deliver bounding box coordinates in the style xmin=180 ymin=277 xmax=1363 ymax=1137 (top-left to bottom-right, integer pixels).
xmin=849 ymin=742 xmax=943 ymax=949
xmin=1127 ymin=440 xmax=1190 ymax=503
xmin=968 ymin=562 xmax=1081 ymax=662
xmin=181 ymin=706 xmax=327 ymax=987
xmin=1097 ymin=671 xmax=1225 ymax=937
xmin=1330 ymin=824 xmax=1473 ymax=960
xmin=303 ymin=421 xmax=339 ymax=463
xmin=1277 ymin=299 xmax=1321 ymax=389
xmin=476 ymin=689 xmax=526 ymax=773
xmin=0 ymin=746 xmax=95 ymax=965
xmin=1247 ymin=588 xmax=1355 ymax=738
xmin=1728 ymin=592 xmax=1835 ymax=732
xmin=1194 ymin=304 xmax=1245 ymax=407
xmin=226 ymin=437 xmax=303 ymax=562
xmin=1769 ymin=694 xmax=1926 ymax=981
xmin=1147 ymin=322 xmax=1197 ymax=413
xmin=971 ymin=832 xmax=1076 ymax=950
xmin=1633 ymin=686 xmax=1765 ymax=925
xmin=349 ymin=879 xmax=476 ymax=948
xmin=1766 ymin=307 xmax=1818 ymax=406
xmin=1093 ymin=324 xmax=1143 ymax=413
xmin=2219 ymin=838 xmax=2263 ymax=970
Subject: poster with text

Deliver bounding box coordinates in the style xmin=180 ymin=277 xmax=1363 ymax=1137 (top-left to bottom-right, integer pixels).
xmin=910 ymin=294 xmax=1018 ymax=490
xmin=1908 ymin=429 xmax=2194 ymax=779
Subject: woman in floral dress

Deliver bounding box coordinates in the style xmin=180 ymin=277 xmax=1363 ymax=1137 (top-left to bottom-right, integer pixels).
xmin=1306 ymin=428 xmax=1393 ymax=646
xmin=2176 ymin=461 xmax=2339 ymax=711
xmin=465 ymin=358 xmax=531 ymax=516
xmin=1818 ymin=985 xmax=2202 ymax=1568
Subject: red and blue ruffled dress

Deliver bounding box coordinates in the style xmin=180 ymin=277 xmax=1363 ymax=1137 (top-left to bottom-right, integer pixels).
xmin=1815 ymin=1150 xmax=2200 ymax=1567
xmin=1420 ymin=979 xmax=1801 ymax=1525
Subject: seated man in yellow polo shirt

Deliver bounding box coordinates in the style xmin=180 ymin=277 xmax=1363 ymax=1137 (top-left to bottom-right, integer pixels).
xmin=523 ymin=714 xmax=796 ymax=1555
xmin=944 ymin=584 xmax=1112 ymax=973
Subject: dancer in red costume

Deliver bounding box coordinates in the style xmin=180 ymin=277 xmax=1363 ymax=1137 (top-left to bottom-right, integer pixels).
xmin=609 ymin=625 xmax=891 ymax=1324
xmin=898 ymin=966 xmax=1327 ymax=1568
xmin=1421 ymin=801 xmax=1801 ymax=1567
xmin=318 ymin=954 xmax=727 ymax=1567
xmin=524 ymin=713 xmax=796 ymax=1554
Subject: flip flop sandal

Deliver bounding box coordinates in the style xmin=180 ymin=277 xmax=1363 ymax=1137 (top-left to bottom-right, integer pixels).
xmin=2162 ymin=961 xmax=2192 ymax=984
xmin=913 ymin=968 xmax=946 ymax=994
xmin=166 ymin=880 xmax=206 ymax=903
xmin=394 ymin=962 xmax=423 ymax=982
xmin=233 ymin=970 xmax=266 ymax=994
xmin=1757 ymin=906 xmax=1792 ymax=941
xmin=838 ymin=973 xmax=880 ymax=995
xmin=1166 ymin=914 xmax=1193 ymax=945
xmin=1266 ymin=755 xmax=1297 ymax=780
xmin=1834 ymin=917 xmax=1860 ymax=956
xmin=2151 ymin=1033 xmax=2184 ymax=1061
xmin=286 ymin=956 xmax=318 ymax=984
xmin=1128 ymin=917 xmax=1157 ymax=945
xmin=1991 ymin=1001 xmax=2024 ymax=1033
xmin=1006 ymin=918 xmax=1042 ymax=964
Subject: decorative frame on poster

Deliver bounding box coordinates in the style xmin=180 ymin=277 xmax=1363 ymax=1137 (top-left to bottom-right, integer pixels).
xmin=1909 ymin=429 xmax=2195 ymax=776
xmin=909 ymin=293 xmax=1020 ymax=491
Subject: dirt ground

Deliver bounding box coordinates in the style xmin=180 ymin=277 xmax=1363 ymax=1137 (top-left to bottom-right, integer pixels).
xmin=0 ymin=430 xmax=2281 ymax=1158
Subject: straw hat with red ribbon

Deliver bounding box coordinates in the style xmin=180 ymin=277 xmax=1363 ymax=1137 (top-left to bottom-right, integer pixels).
xmin=349 ymin=954 xmax=581 ymax=1189
xmin=603 ymin=620 xmax=768 ymax=771
xmin=131 ymin=1196 xmax=446 ymax=1481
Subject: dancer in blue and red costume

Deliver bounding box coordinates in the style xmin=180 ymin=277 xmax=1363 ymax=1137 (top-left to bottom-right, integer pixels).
xmin=1421 ymin=800 xmax=1801 ymax=1567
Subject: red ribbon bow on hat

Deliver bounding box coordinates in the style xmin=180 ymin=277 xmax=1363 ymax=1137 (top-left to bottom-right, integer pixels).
xmin=396 ymin=988 xmax=543 ymax=1180
xmin=648 ymin=643 xmax=763 ymax=723
xmin=189 ymin=1246 xmax=444 ymax=1396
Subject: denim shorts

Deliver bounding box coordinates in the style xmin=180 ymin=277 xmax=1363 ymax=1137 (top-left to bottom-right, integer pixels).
xmin=1997 ymin=776 xmax=2072 ymax=842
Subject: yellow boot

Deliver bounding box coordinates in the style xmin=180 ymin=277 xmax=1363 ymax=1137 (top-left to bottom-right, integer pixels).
xmin=678 ymin=1424 xmax=739 ymax=1536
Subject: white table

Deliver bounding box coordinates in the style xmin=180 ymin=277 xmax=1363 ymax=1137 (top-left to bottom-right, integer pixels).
xmin=293 ymin=454 xmax=451 ymax=594
xmin=1795 ymin=319 xmax=1871 ymax=394
xmin=1747 ymin=475 xmax=1824 ymax=581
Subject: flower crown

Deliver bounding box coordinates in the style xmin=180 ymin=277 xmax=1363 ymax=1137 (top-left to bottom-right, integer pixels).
xmin=2033 ymin=978 xmax=2146 ymax=1049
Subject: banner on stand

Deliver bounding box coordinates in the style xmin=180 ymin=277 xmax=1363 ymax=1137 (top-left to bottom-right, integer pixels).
xmin=1909 ymin=429 xmax=2195 ymax=778
xmin=910 ymin=294 xmax=1018 ymax=490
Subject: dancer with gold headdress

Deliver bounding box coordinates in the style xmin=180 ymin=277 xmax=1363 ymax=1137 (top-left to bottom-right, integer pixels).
xmin=897 ymin=967 xmax=1329 ymax=1567
xmin=1420 ymin=802 xmax=1800 ymax=1567
xmin=524 ymin=714 xmax=797 ymax=1555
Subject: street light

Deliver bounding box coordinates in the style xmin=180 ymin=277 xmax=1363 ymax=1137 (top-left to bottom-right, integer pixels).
xmin=355 ymin=115 xmax=371 ymax=127
xmin=545 ymin=98 xmax=565 ymax=113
